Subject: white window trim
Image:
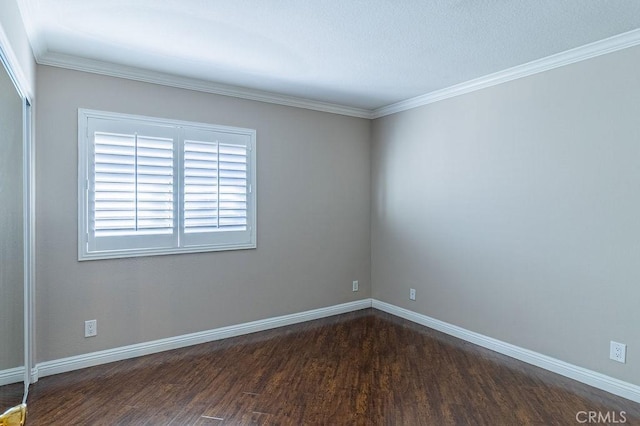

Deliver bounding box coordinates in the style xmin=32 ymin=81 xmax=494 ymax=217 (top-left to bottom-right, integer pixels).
xmin=78 ymin=109 xmax=257 ymax=261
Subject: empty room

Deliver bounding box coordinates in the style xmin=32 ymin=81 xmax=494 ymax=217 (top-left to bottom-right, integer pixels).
xmin=1 ymin=1 xmax=640 ymax=424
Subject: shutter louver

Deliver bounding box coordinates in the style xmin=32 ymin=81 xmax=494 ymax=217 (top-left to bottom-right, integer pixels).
xmin=184 ymin=141 xmax=248 ymax=233
xmin=93 ymin=132 xmax=174 ymax=237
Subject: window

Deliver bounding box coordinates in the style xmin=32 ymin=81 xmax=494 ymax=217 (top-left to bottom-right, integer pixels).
xmin=78 ymin=109 xmax=256 ymax=260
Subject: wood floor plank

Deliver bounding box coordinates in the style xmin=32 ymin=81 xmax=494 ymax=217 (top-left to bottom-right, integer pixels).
xmin=0 ymin=382 xmax=23 ymax=409
xmin=20 ymin=309 xmax=640 ymax=425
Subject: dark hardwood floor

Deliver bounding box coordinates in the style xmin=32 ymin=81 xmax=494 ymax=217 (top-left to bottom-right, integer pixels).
xmin=21 ymin=309 xmax=640 ymax=425
xmin=0 ymin=381 xmax=23 ymax=411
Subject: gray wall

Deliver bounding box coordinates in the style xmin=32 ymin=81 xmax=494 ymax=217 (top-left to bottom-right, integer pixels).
xmin=0 ymin=58 xmax=24 ymax=372
xmin=372 ymin=45 xmax=640 ymax=386
xmin=36 ymin=65 xmax=371 ymax=362
xmin=31 ymin=30 xmax=640 ymax=389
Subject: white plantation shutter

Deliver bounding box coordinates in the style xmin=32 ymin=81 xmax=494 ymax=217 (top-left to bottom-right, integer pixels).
xmin=182 ymin=129 xmax=252 ymax=248
xmin=79 ymin=110 xmax=256 ymax=260
xmin=93 ymin=132 xmax=174 ymax=237
xmin=85 ymin=118 xmax=178 ymax=254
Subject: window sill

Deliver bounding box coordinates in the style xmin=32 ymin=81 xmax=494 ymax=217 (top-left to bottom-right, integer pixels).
xmin=78 ymin=242 xmax=257 ymax=261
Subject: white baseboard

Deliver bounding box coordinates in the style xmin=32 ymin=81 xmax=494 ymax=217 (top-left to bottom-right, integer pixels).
xmin=0 ymin=366 xmax=25 ymax=386
xmin=32 ymin=297 xmax=640 ymax=404
xmin=372 ymin=299 xmax=640 ymax=404
xmin=34 ymin=299 xmax=373 ymax=380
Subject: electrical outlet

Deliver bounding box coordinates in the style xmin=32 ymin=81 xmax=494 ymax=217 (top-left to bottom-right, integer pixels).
xmin=352 ymin=280 xmax=359 ymax=292
xmin=409 ymin=288 xmax=416 ymax=301
xmin=610 ymin=341 xmax=626 ymax=363
xmin=85 ymin=319 xmax=97 ymax=338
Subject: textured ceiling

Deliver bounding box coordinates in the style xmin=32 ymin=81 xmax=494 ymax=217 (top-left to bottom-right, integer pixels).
xmin=16 ymin=0 xmax=640 ymax=111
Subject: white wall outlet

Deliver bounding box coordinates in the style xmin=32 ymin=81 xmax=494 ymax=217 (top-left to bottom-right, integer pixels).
xmin=85 ymin=319 xmax=97 ymax=338
xmin=409 ymin=288 xmax=416 ymax=301
xmin=610 ymin=341 xmax=626 ymax=363
xmin=352 ymin=280 xmax=359 ymax=292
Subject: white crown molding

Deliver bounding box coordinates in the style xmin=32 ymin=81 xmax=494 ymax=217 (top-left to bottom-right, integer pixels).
xmin=14 ymin=0 xmax=46 ymax=59
xmin=36 ymin=52 xmax=373 ymax=119
xmin=372 ymin=299 xmax=640 ymax=404
xmin=0 ymin=367 xmax=25 ymax=386
xmin=372 ymin=28 xmax=640 ymax=119
xmin=34 ymin=299 xmax=373 ymax=380
xmin=32 ymin=27 xmax=640 ymax=121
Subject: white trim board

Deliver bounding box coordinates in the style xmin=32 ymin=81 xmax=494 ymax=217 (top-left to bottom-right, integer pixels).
xmin=372 ymin=299 xmax=640 ymax=404
xmin=33 ymin=298 xmax=640 ymax=404
xmin=37 ymin=52 xmax=372 ymax=119
xmin=1 ymin=24 xmax=36 ymax=391
xmin=0 ymin=366 xmax=25 ymax=386
xmin=371 ymin=28 xmax=640 ymax=118
xmin=32 ymin=28 xmax=640 ymax=120
xmin=34 ymin=299 xmax=372 ymax=380
xmin=0 ymin=21 xmax=33 ymax=100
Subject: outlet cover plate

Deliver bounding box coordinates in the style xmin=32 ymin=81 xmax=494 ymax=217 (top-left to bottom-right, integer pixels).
xmin=610 ymin=341 xmax=626 ymax=363
xmin=85 ymin=319 xmax=97 ymax=338
xmin=409 ymin=288 xmax=416 ymax=301
xmin=352 ymin=280 xmax=359 ymax=292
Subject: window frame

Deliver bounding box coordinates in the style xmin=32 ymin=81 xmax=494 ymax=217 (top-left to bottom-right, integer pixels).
xmin=78 ymin=109 xmax=257 ymax=261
